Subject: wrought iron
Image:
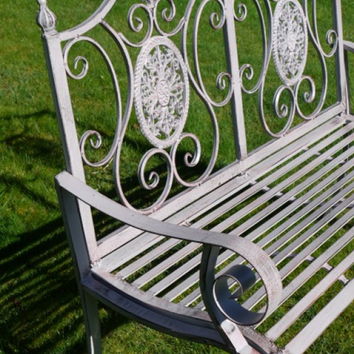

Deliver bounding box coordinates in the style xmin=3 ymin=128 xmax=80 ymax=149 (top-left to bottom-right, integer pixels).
xmin=272 ymin=0 xmax=308 ymax=86
xmin=36 ymin=0 xmax=56 ymax=33
xmin=56 ymin=0 xmax=342 ymax=209
xmin=36 ymin=0 xmax=352 ymax=353
xmin=236 ymin=0 xmax=339 ymax=137
xmin=134 ymin=36 xmax=190 ymax=149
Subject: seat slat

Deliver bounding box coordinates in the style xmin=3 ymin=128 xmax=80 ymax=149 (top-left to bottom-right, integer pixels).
xmin=285 ymin=279 xmax=354 ymax=354
xmin=191 ymin=191 xmax=354 ymax=310
xmin=214 ymin=132 xmax=354 ymax=233
xmin=266 ymin=251 xmax=354 ymax=340
xmin=121 ymin=144 xmax=353 ymax=281
xmin=243 ymin=202 xmax=354 ymax=310
xmin=130 ymin=148 xmax=354 ymax=288
xmin=115 ymin=130 xmax=354 ymax=283
xmin=100 ymin=120 xmax=352 ymax=271
xmin=155 ymin=177 xmax=354 ymax=302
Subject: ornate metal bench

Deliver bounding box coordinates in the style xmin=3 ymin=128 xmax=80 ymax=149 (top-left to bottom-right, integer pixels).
xmin=36 ymin=0 xmax=353 ymax=352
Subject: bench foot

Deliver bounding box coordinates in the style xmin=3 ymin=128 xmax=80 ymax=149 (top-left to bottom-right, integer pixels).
xmin=81 ymin=290 xmax=101 ymax=354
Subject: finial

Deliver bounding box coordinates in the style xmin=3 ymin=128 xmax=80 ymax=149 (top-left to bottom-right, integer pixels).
xmin=37 ymin=0 xmax=57 ymax=33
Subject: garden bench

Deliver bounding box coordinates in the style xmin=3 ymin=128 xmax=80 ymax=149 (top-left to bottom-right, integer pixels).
xmin=36 ymin=0 xmax=353 ymax=352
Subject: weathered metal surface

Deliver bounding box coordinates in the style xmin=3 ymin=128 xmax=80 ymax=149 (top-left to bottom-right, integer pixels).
xmin=285 ymin=279 xmax=354 ymax=354
xmin=37 ymin=0 xmax=353 ymax=353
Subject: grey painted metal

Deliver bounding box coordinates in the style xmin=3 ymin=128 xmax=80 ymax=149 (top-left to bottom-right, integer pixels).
xmin=101 ymin=118 xmax=351 ymax=271
xmin=170 ymin=164 xmax=354 ymax=306
xmin=267 ymin=251 xmax=354 ymax=340
xmin=56 ymin=171 xmax=283 ymax=351
xmin=98 ymin=111 xmax=346 ymax=261
xmin=285 ymin=279 xmax=354 ymax=354
xmin=138 ymin=168 xmax=354 ymax=297
xmin=36 ymin=0 xmax=353 ymax=353
xmin=178 ymin=177 xmax=354 ymax=308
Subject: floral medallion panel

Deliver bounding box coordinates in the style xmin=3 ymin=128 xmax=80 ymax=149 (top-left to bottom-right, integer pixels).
xmin=272 ymin=0 xmax=308 ymax=86
xmin=134 ymin=36 xmax=190 ymax=149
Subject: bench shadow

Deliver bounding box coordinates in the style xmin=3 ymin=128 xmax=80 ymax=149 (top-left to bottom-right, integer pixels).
xmin=0 ymin=109 xmax=216 ymax=353
xmin=0 ymin=217 xmax=129 ymax=354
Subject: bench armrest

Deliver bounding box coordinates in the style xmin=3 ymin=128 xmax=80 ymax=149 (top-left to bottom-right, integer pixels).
xmin=55 ymin=171 xmax=282 ymax=348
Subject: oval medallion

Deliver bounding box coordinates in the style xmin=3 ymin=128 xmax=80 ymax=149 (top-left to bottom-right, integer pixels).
xmin=134 ymin=36 xmax=190 ymax=148
xmin=272 ymin=0 xmax=308 ymax=86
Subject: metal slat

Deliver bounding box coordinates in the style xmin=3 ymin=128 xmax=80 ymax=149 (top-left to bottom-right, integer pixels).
xmin=155 ymin=176 xmax=354 ymax=302
xmin=147 ymin=179 xmax=353 ymax=297
xmin=179 ymin=174 xmax=354 ymax=306
xmin=197 ymin=207 xmax=354 ymax=312
xmin=258 ymin=180 xmax=354 ymax=258
xmin=266 ymin=251 xmax=354 ymax=340
xmin=132 ymin=242 xmax=200 ymax=288
xmin=126 ymin=145 xmax=354 ymax=285
xmin=214 ymin=133 xmax=354 ymax=233
xmin=243 ymin=203 xmax=354 ymax=310
xmin=121 ymin=146 xmax=353 ymax=280
xmin=285 ymin=280 xmax=354 ymax=354
xmin=278 ymin=228 xmax=354 ymax=307
xmin=194 ymin=194 xmax=354 ymax=311
xmin=114 ymin=130 xmax=354 ymax=281
xmin=239 ymin=162 xmax=354 ymax=244
xmin=99 ymin=119 xmax=351 ymax=266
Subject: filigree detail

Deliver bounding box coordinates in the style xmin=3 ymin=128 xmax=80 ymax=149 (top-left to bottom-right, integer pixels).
xmin=37 ymin=0 xmax=56 ymax=33
xmin=272 ymin=0 xmax=308 ymax=86
xmin=134 ymin=36 xmax=189 ymax=148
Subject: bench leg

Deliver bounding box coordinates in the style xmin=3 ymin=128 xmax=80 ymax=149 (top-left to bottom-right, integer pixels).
xmin=81 ymin=290 xmax=101 ymax=354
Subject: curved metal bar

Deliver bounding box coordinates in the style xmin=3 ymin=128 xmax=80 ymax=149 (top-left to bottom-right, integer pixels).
xmin=153 ymin=0 xmax=186 ymax=37
xmin=59 ymin=0 xmax=116 ymax=41
xmin=238 ymin=0 xmax=270 ymax=95
xmin=119 ymin=3 xmax=154 ymax=48
xmin=294 ymin=0 xmax=329 ymax=120
xmin=234 ymin=2 xmax=247 ymax=22
xmin=63 ymin=36 xmax=122 ymax=168
xmin=309 ymin=0 xmax=338 ymax=58
xmin=56 ymin=170 xmax=283 ymax=325
xmin=192 ymin=0 xmax=233 ymax=108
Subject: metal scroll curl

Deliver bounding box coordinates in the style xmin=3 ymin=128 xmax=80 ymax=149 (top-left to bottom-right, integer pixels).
xmin=236 ymin=0 xmax=339 ymax=137
xmin=111 ymin=1 xmax=222 ymax=212
xmin=63 ymin=36 xmax=123 ymax=168
xmin=200 ymin=243 xmax=282 ymax=337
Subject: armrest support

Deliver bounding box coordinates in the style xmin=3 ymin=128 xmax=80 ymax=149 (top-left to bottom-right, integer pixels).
xmin=55 ymin=171 xmax=282 ymax=350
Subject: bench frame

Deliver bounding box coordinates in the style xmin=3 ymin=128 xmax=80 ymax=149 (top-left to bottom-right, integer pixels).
xmin=36 ymin=0 xmax=354 ymax=353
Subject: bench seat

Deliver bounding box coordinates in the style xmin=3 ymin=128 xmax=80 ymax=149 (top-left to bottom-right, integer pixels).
xmin=56 ymin=112 xmax=354 ymax=353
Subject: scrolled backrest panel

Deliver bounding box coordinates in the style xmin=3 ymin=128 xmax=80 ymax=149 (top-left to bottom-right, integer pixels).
xmin=37 ymin=0 xmax=348 ymax=215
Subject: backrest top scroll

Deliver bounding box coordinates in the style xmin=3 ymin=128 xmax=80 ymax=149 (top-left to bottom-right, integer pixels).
xmin=38 ymin=0 xmax=348 ymax=214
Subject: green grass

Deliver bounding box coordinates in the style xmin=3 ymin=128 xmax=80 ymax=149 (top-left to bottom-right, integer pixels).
xmin=0 ymin=0 xmax=353 ymax=353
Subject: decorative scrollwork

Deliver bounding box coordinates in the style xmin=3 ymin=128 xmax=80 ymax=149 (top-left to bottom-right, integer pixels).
xmin=213 ymin=265 xmax=261 ymax=325
xmin=236 ymin=0 xmax=340 ymax=137
xmin=153 ymin=0 xmax=186 ymax=36
xmin=234 ymin=2 xmax=247 ymax=23
xmin=200 ymin=244 xmax=283 ymax=347
xmin=272 ymin=0 xmax=308 ymax=86
xmin=63 ymin=36 xmax=123 ymax=167
xmin=134 ymin=36 xmax=190 ymax=149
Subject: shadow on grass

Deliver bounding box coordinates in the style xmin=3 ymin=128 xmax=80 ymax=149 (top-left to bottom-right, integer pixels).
xmin=0 ymin=109 xmax=53 ymax=122
xmin=0 ymin=109 xmax=217 ymax=353
xmin=0 ymin=217 xmax=129 ymax=353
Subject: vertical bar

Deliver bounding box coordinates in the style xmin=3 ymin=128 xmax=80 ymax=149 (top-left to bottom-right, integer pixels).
xmin=56 ymin=185 xmax=101 ymax=353
xmin=43 ymin=34 xmax=99 ymax=262
xmin=333 ymin=0 xmax=349 ymax=112
xmin=223 ymin=0 xmax=248 ymax=160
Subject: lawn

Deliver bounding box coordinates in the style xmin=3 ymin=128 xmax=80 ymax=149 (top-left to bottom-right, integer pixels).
xmin=0 ymin=0 xmax=353 ymax=353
